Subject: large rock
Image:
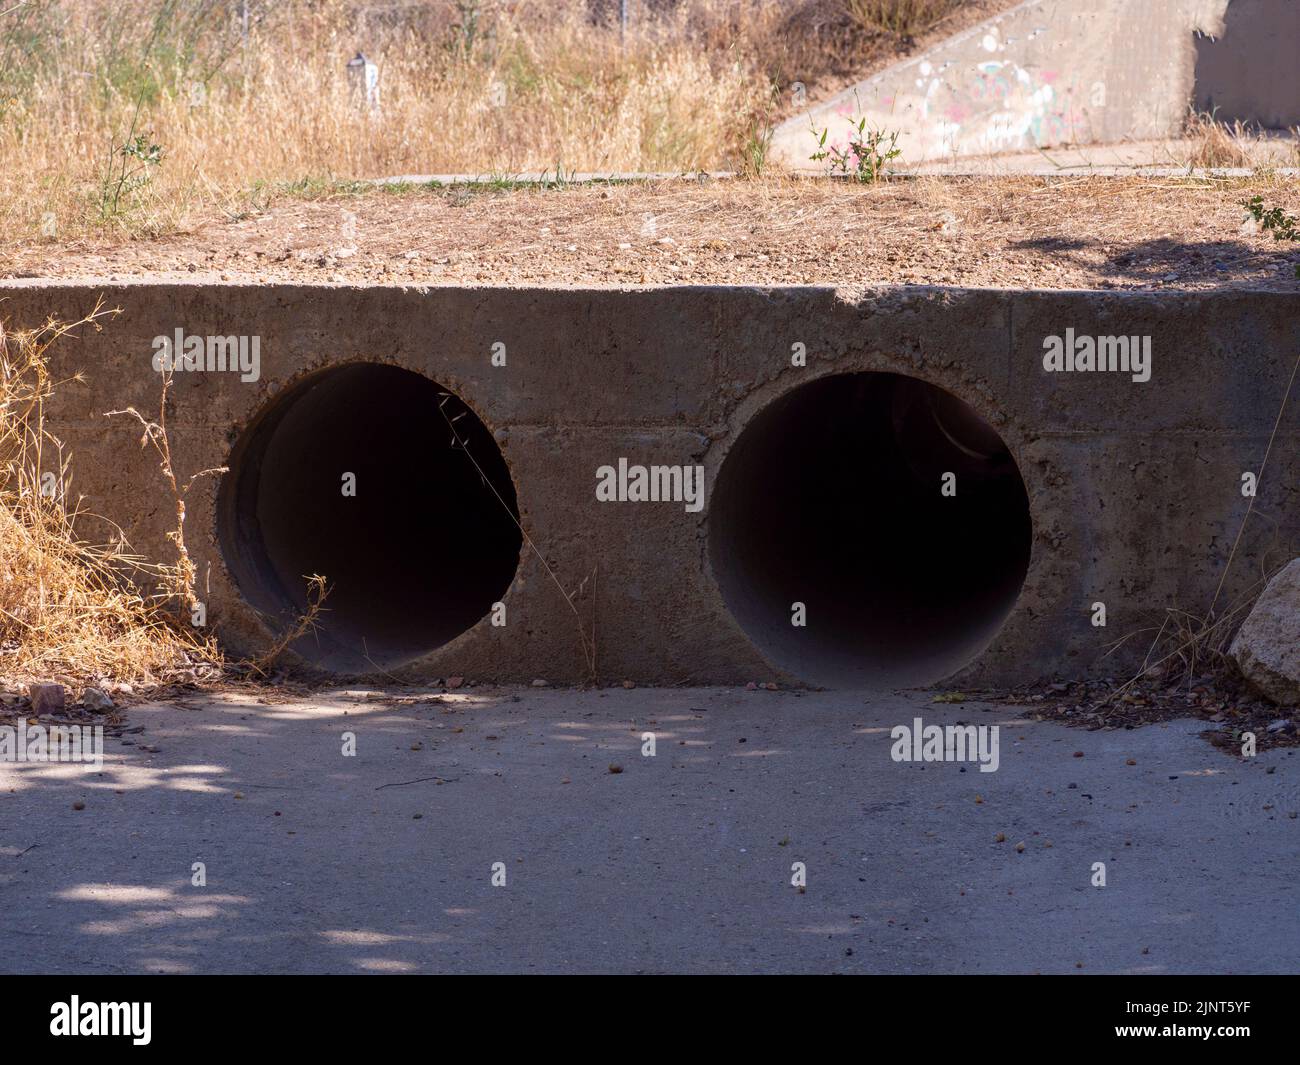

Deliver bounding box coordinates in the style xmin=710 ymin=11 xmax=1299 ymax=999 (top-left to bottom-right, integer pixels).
xmin=1230 ymin=559 xmax=1300 ymax=705
xmin=27 ymin=682 xmax=66 ymax=715
xmin=81 ymin=687 xmax=115 ymax=712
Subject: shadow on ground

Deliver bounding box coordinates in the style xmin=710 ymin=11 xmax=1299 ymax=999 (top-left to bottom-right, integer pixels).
xmin=1010 ymin=236 xmax=1300 ymax=287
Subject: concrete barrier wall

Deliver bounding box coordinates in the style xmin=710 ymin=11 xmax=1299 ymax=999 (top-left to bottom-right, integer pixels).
xmin=1194 ymin=0 xmax=1300 ymax=130
xmin=1 ymin=281 xmax=1295 ymax=688
xmin=771 ymin=0 xmax=1234 ymax=170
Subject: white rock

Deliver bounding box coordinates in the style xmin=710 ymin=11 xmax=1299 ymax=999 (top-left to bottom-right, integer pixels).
xmin=1230 ymin=558 xmax=1300 ymax=704
xmin=82 ymin=687 xmax=115 ymax=712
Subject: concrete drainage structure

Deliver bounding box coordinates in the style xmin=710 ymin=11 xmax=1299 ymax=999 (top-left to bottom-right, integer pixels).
xmin=709 ymin=372 xmax=1032 ymax=688
xmin=217 ymin=362 xmax=522 ymax=673
xmin=770 ymin=0 xmax=1300 ymax=171
xmin=3 ymin=281 xmax=1297 ymax=688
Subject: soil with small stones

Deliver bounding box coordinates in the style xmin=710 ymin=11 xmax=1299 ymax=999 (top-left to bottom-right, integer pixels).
xmin=5 ymin=664 xmax=1295 ymax=757
xmin=5 ymin=176 xmax=1299 ymax=291
xmin=977 ymin=673 xmax=1298 ymax=753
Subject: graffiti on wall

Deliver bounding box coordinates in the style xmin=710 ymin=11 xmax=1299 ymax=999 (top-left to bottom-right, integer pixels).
xmin=814 ymin=23 xmax=1104 ymax=164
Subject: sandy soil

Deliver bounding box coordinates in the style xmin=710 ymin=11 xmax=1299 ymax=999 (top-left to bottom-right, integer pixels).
xmin=4 ymin=175 xmax=1300 ymax=292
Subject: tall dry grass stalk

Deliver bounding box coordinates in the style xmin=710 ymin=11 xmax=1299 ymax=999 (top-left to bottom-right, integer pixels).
xmin=0 ymin=0 xmax=900 ymax=241
xmin=844 ymin=0 xmax=959 ymax=36
xmin=1103 ymin=341 xmax=1300 ymax=700
xmin=0 ymin=302 xmax=219 ymax=688
xmin=1184 ymin=111 xmax=1257 ymax=169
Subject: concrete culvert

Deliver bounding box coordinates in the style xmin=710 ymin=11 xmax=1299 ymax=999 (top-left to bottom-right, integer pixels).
xmin=218 ymin=363 xmax=521 ymax=673
xmin=709 ymin=372 xmax=1031 ymax=688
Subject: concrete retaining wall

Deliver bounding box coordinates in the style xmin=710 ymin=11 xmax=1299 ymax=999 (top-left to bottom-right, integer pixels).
xmin=1 ymin=281 xmax=1295 ymax=688
xmin=1194 ymin=0 xmax=1300 ymax=130
xmin=771 ymin=0 xmax=1237 ymax=170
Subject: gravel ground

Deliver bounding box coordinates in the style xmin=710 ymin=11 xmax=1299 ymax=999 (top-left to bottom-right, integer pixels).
xmin=5 ymin=175 xmax=1300 ymax=292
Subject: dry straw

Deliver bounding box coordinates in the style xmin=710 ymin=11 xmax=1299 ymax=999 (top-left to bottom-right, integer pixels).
xmin=0 ymin=0 xmax=970 ymax=242
xmin=0 ymin=301 xmax=219 ymax=690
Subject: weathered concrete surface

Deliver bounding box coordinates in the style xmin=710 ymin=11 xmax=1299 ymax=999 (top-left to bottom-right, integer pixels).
xmin=0 ymin=282 xmax=1296 ymax=687
xmin=1231 ymin=558 xmax=1300 ymax=705
xmin=898 ymin=139 xmax=1300 ymax=175
xmin=0 ymin=687 xmax=1295 ymax=974
xmin=1194 ymin=0 xmax=1300 ymax=130
xmin=772 ymin=0 xmax=1236 ymax=170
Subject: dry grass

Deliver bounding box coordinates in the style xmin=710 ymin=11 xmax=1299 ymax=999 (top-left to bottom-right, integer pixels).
xmin=0 ymin=304 xmax=334 ymax=689
xmin=845 ymin=0 xmax=960 ymax=36
xmin=436 ymin=388 xmax=597 ymax=681
xmin=1104 ymin=331 xmax=1300 ymax=699
xmin=0 ymin=0 xmax=998 ymax=243
xmin=0 ymin=0 xmax=787 ymax=240
xmin=0 ymin=303 xmax=219 ymax=690
xmin=246 ymin=573 xmax=329 ymax=677
xmin=1185 ymin=112 xmax=1258 ymax=169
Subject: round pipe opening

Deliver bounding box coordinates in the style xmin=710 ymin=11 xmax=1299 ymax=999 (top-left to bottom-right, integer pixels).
xmin=218 ymin=363 xmax=521 ymax=673
xmin=709 ymin=372 xmax=1031 ymax=687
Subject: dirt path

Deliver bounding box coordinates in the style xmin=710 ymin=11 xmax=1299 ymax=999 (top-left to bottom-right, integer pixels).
xmin=6 ymin=176 xmax=1299 ymax=292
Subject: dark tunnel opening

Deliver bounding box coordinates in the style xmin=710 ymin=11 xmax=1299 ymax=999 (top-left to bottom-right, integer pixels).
xmin=709 ymin=372 xmax=1032 ymax=687
xmin=218 ymin=363 xmax=521 ymax=673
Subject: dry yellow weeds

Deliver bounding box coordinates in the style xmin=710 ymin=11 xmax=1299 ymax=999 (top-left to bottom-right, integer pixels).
xmin=0 ymin=303 xmax=219 ymax=691
xmin=0 ymin=0 xmax=1007 ymax=243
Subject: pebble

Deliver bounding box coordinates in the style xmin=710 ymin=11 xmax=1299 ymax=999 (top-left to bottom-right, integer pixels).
xmin=81 ymin=687 xmax=114 ymax=712
xmin=29 ymin=683 xmax=65 ymax=715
